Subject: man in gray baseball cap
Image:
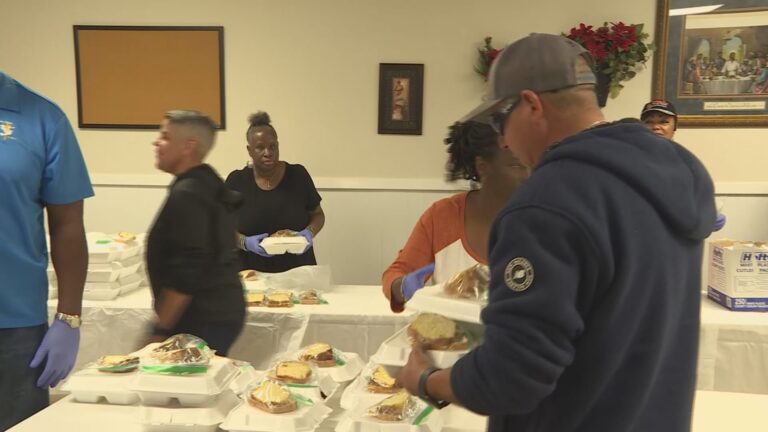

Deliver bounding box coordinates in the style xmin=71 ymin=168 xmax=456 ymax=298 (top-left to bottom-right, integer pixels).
xmin=397 ymin=33 xmax=716 ymax=432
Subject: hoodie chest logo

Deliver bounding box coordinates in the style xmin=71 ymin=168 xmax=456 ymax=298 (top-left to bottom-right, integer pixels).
xmin=1 ymin=121 xmax=15 ymax=141
xmin=504 ymin=257 xmax=534 ymax=292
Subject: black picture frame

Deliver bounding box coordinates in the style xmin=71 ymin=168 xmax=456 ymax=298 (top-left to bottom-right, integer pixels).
xmin=378 ymin=63 xmax=424 ymax=135
xmin=652 ymin=0 xmax=768 ymax=127
xmin=73 ymin=25 xmax=226 ymax=129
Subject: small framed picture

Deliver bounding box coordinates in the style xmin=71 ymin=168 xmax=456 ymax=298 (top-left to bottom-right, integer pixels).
xmin=378 ymin=63 xmax=424 ymax=135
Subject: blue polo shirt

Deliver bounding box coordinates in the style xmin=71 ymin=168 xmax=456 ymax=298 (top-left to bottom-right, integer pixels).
xmin=0 ymin=71 xmax=94 ymax=328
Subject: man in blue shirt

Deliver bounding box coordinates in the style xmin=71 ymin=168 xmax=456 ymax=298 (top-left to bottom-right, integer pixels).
xmin=397 ymin=34 xmax=716 ymax=432
xmin=0 ymin=71 xmax=93 ymax=429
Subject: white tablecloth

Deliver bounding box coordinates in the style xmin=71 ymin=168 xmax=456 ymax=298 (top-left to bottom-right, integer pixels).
xmin=48 ymin=285 xmax=412 ymax=371
xmin=701 ymin=77 xmax=753 ymax=94
xmin=12 ymin=390 xmax=767 ymax=432
xmin=698 ymin=294 xmax=768 ymax=394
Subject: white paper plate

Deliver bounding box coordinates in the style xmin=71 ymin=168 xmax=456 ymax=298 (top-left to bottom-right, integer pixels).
xmin=141 ymin=389 xmax=240 ymax=432
xmin=406 ymin=284 xmax=484 ymax=324
xmin=62 ymin=367 xmax=140 ymax=405
xmin=131 ymin=357 xmax=239 ymax=407
xmin=221 ymin=397 xmax=331 ymax=432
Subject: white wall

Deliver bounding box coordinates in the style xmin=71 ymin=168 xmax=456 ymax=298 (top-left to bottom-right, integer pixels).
xmin=2 ymin=0 xmax=767 ymax=285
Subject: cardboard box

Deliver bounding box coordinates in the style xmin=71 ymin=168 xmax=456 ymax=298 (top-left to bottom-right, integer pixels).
xmin=707 ymin=240 xmax=768 ymax=311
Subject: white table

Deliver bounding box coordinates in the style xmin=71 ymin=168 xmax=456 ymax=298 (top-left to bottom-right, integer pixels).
xmin=701 ymin=77 xmax=754 ymax=94
xmin=12 ymin=390 xmax=768 ymax=432
xmin=698 ymin=294 xmax=768 ymax=394
xmin=48 ymin=285 xmax=412 ymax=371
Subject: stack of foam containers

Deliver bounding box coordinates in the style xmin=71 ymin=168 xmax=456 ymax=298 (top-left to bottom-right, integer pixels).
xmin=48 ymin=232 xmax=146 ymax=301
xmin=332 ymin=281 xmax=489 ymax=432
xmin=63 ymin=356 xmax=252 ymax=432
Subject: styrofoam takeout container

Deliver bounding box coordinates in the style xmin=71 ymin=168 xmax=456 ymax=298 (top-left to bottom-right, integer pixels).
xmin=130 ymin=357 xmax=239 ymax=407
xmin=370 ymin=325 xmax=471 ymax=376
xmin=260 ymin=237 xmax=308 ymax=255
xmin=220 ymin=396 xmax=331 ymax=432
xmin=61 ymin=367 xmax=140 ymax=405
xmin=335 ymin=396 xmax=443 ymax=432
xmin=407 ymin=284 xmax=484 ymax=324
xmin=140 ymin=389 xmax=240 ymax=432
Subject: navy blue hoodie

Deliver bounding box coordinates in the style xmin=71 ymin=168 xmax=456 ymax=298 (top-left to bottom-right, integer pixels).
xmin=450 ymin=121 xmax=715 ymax=432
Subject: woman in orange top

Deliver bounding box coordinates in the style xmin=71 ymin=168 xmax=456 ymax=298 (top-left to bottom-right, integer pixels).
xmin=382 ymin=121 xmax=528 ymax=312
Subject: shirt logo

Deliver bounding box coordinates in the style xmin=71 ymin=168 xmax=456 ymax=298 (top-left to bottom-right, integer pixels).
xmin=504 ymin=257 xmax=534 ymax=292
xmin=0 ymin=121 xmax=14 ymax=141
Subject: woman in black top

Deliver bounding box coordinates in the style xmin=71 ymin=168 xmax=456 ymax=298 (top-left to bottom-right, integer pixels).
xmin=226 ymin=111 xmax=325 ymax=273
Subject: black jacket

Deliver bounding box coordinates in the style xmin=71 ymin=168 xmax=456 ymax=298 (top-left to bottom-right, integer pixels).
xmin=146 ymin=164 xmax=246 ymax=325
xmin=450 ymin=122 xmax=715 ymax=431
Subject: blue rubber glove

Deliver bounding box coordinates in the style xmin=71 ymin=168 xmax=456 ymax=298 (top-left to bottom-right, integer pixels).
xmin=29 ymin=319 xmax=80 ymax=388
xmin=402 ymin=263 xmax=436 ymax=301
xmin=714 ymin=213 xmax=726 ymax=232
xmin=298 ymin=228 xmax=314 ymax=253
xmin=244 ymin=233 xmax=272 ymax=257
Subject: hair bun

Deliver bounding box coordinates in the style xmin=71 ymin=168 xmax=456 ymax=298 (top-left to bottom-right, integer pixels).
xmin=248 ymin=111 xmax=271 ymax=127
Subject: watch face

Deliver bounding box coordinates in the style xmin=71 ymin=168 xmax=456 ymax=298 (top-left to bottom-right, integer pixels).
xmin=57 ymin=313 xmax=81 ymax=328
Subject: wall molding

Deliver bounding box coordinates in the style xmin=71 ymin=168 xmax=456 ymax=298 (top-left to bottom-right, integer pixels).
xmin=90 ymin=174 xmax=768 ymax=195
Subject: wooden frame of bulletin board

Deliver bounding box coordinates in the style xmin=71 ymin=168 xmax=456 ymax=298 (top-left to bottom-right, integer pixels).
xmin=73 ymin=25 xmax=226 ymax=129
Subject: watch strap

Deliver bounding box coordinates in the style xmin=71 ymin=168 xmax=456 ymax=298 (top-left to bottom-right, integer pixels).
xmin=418 ymin=366 xmax=449 ymax=409
xmin=55 ymin=312 xmax=81 ymax=328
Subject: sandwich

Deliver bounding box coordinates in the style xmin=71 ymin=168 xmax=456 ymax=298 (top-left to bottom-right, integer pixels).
xmin=151 ymin=347 xmax=206 ymax=364
xmin=96 ymin=354 xmax=139 ymax=373
xmin=298 ymin=289 xmax=321 ymax=305
xmin=114 ymin=231 xmax=136 ymax=243
xmin=246 ymin=292 xmax=265 ymax=306
xmin=270 ymin=229 xmax=298 ymax=238
xmin=407 ymin=313 xmax=467 ymax=350
xmin=367 ymin=390 xmax=413 ymax=421
xmin=265 ymin=291 xmax=294 ymax=308
xmin=443 ymin=264 xmax=489 ymax=300
xmin=299 ymin=343 xmax=336 ymax=367
xmin=270 ymin=360 xmax=312 ymax=384
xmin=239 ymin=269 xmax=261 ymax=281
xmin=247 ymin=380 xmax=297 ymax=414
xmin=367 ymin=366 xmax=401 ymax=393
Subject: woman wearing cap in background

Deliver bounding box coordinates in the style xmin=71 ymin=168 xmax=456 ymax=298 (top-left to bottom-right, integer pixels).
xmin=641 ymin=99 xmax=726 ymax=231
xmin=382 ymin=121 xmax=528 ymax=312
xmin=226 ymin=111 xmax=325 ymax=273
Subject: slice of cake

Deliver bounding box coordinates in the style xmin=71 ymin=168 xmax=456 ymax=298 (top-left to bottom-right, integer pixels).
xmin=299 ymin=343 xmax=336 ymax=367
xmin=367 ymin=390 xmax=412 ymax=421
xmin=270 ymin=360 xmax=312 ymax=384
xmin=367 ymin=366 xmax=401 ymax=393
xmin=247 ymin=380 xmax=297 ymax=414
xmin=407 ymin=313 xmax=457 ymax=350
xmin=96 ymin=354 xmax=139 ymax=373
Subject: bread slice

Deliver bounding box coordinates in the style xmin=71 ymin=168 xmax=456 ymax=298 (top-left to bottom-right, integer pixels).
xmin=247 ymin=380 xmax=297 ymax=414
xmin=265 ymin=292 xmax=294 ymax=308
xmin=407 ymin=313 xmax=456 ymax=350
xmin=367 ymin=390 xmax=412 ymax=421
xmin=367 ymin=366 xmax=400 ymax=393
xmin=270 ymin=229 xmax=298 ymax=238
xmin=270 ymin=360 xmax=312 ymax=384
xmin=299 ymin=343 xmax=336 ymax=367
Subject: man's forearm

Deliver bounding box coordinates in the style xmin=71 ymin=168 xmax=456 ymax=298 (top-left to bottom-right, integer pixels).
xmin=50 ymin=214 xmax=87 ymax=315
xmin=155 ymin=288 xmax=192 ymax=331
xmin=427 ymin=368 xmax=460 ymax=405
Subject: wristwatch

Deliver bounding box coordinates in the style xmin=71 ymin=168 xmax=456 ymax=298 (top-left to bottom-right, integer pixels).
xmin=418 ymin=366 xmax=450 ymax=409
xmin=55 ymin=312 xmax=82 ymax=329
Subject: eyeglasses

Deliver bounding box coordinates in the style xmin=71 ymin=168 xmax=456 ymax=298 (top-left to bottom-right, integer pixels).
xmin=490 ymin=98 xmax=520 ymax=135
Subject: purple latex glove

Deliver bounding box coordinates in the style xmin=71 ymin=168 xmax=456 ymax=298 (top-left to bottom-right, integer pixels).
xmin=29 ymin=319 xmax=80 ymax=388
xmin=714 ymin=213 xmax=726 ymax=232
xmin=245 ymin=233 xmax=272 ymax=257
xmin=298 ymin=228 xmax=314 ymax=253
xmin=402 ymin=263 xmax=436 ymax=301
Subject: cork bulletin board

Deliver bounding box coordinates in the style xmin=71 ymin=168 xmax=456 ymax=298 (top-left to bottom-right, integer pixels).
xmin=73 ymin=26 xmax=225 ymax=129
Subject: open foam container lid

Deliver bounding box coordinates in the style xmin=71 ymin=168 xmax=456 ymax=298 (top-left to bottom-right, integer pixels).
xmin=406 ymin=284 xmax=484 ymax=324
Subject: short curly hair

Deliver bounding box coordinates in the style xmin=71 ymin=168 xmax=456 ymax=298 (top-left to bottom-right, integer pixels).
xmin=444 ymin=121 xmax=500 ymax=182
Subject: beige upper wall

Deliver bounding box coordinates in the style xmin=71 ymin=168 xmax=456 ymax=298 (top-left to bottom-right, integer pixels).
xmin=0 ymin=0 xmax=764 ymax=182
